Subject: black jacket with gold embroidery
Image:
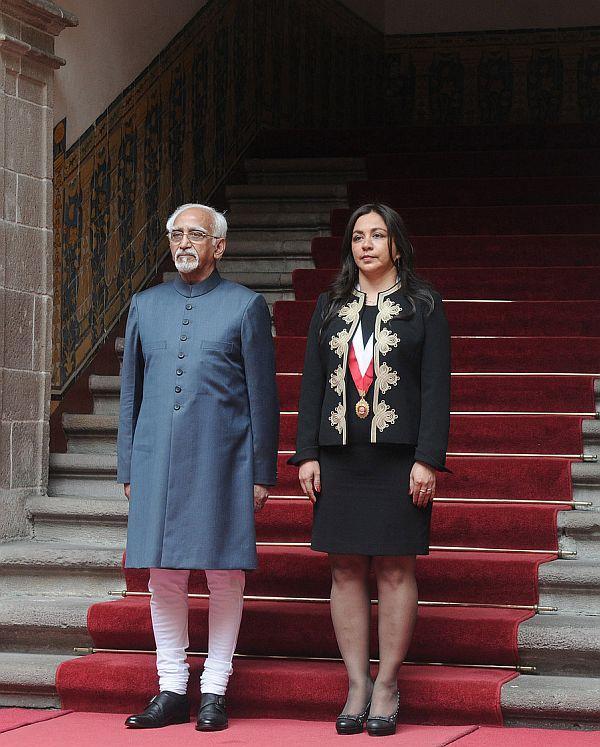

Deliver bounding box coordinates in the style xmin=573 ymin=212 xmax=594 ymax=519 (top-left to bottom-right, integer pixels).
xmin=288 ymin=282 xmax=451 ymax=471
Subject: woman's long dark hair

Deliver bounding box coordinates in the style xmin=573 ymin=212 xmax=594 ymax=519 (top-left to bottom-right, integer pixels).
xmin=319 ymin=203 xmax=435 ymax=337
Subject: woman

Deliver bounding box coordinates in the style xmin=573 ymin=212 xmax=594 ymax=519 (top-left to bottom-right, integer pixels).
xmin=288 ymin=204 xmax=451 ymax=736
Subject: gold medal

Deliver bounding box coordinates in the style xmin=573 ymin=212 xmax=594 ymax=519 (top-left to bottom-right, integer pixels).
xmin=355 ymin=392 xmax=369 ymax=419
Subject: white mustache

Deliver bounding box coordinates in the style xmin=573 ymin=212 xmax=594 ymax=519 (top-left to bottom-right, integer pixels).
xmin=175 ymin=248 xmax=199 ymax=260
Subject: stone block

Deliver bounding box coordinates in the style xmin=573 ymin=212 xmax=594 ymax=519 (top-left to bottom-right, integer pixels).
xmin=4 ymin=223 xmax=50 ymax=293
xmin=16 ymin=174 xmax=45 ymax=227
xmin=3 ymin=288 xmax=34 ymax=369
xmin=5 ymin=95 xmax=45 ymax=178
xmin=0 ymin=422 xmax=10 ymax=490
xmin=20 ymin=24 xmax=53 ymax=55
xmin=10 ymin=420 xmax=43 ymax=489
xmin=1 ymin=369 xmax=46 ymax=421
xmin=3 ymin=168 xmax=17 ymax=221
xmin=17 ymin=73 xmax=47 ymax=106
xmin=33 ymin=293 xmax=52 ymax=372
xmin=0 ymin=13 xmax=21 ymax=39
xmin=4 ymin=70 xmax=17 ymax=96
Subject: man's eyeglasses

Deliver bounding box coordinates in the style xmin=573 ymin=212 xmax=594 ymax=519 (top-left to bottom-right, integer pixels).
xmin=168 ymin=229 xmax=220 ymax=245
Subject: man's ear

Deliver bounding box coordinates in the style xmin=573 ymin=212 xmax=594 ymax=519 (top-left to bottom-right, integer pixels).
xmin=214 ymin=238 xmax=226 ymax=260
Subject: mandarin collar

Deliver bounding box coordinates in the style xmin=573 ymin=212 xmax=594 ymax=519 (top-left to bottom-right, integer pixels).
xmin=172 ymin=269 xmax=222 ymax=298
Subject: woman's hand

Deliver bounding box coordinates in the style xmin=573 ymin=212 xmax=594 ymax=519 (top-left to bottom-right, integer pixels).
xmin=298 ymin=460 xmax=321 ymax=503
xmin=124 ymin=483 xmax=131 ymax=501
xmin=409 ymin=461 xmax=436 ymax=508
xmin=254 ymin=484 xmax=270 ymax=511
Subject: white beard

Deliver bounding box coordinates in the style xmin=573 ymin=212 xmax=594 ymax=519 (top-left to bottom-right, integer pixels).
xmin=175 ymin=248 xmax=200 ymax=273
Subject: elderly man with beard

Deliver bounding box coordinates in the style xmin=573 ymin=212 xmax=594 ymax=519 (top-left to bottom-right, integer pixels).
xmin=117 ymin=203 xmax=279 ymax=731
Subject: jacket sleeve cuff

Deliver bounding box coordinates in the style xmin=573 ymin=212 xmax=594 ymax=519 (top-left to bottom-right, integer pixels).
xmin=414 ymin=449 xmax=452 ymax=474
xmin=287 ymin=447 xmax=320 ymax=466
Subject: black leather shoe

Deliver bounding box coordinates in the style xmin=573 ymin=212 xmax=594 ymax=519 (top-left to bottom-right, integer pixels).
xmin=125 ymin=691 xmax=190 ymax=729
xmin=366 ymin=691 xmax=400 ymax=737
xmin=336 ymin=698 xmax=371 ymax=735
xmin=196 ymin=692 xmax=228 ymax=731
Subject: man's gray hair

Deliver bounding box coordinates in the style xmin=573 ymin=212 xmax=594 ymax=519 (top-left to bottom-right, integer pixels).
xmin=166 ymin=203 xmax=228 ymax=238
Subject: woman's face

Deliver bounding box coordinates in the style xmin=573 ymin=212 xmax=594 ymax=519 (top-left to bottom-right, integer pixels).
xmin=351 ymin=211 xmax=398 ymax=276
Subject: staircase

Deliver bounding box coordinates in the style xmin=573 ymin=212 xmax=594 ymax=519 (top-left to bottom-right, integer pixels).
xmin=1 ymin=137 xmax=600 ymax=728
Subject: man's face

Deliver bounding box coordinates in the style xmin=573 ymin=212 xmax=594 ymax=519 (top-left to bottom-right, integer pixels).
xmin=169 ymin=207 xmax=225 ymax=275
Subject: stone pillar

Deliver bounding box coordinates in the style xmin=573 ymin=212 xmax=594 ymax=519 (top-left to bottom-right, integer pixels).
xmin=0 ymin=0 xmax=76 ymax=540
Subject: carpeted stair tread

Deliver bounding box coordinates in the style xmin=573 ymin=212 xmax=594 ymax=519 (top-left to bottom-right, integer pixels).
xmin=347 ymin=177 xmax=600 ymax=208
xmin=292 ymin=267 xmax=600 ymax=300
xmin=56 ymin=653 xmax=515 ymax=724
xmin=124 ymin=548 xmax=554 ymax=606
xmin=274 ymin=300 xmax=600 ymax=337
xmin=311 ymin=235 xmax=600 ymax=269
xmin=278 ymin=455 xmax=574 ymax=502
xmin=275 ymin=336 xmax=600 ymax=374
xmin=279 ymin=414 xmax=586 ymax=455
xmin=253 ymin=499 xmax=564 ymax=550
xmin=87 ymin=597 xmax=531 ymax=666
xmin=276 ymin=373 xmax=597 ymax=413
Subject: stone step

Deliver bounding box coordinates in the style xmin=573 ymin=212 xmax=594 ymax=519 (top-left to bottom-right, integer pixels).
xmin=572 ymin=462 xmax=600 ymax=509
xmin=48 ymin=453 xmax=121 ymax=499
xmin=27 ymin=495 xmax=127 ymax=545
xmin=89 ymin=375 xmax=121 ymax=415
xmin=0 ymin=540 xmax=122 ymax=597
xmin=159 ymin=276 xmax=294 ymax=309
xmin=0 ymin=652 xmax=72 ymax=707
xmin=219 ymin=257 xmax=314 ymax=274
xmin=0 ymin=595 xmax=93 ymax=654
xmin=518 ymin=613 xmax=600 ymax=677
xmin=226 ymin=228 xmax=329 ymax=242
xmin=501 ymin=673 xmax=600 ymax=729
xmin=244 ymin=156 xmax=365 ymax=184
xmin=222 ymin=238 xmax=313 ymax=256
xmin=164 ymin=269 xmax=294 ymax=290
xmin=537 ymin=559 xmax=600 ymax=614
xmin=226 ymin=183 xmax=348 ymax=199
xmin=583 ymin=419 xmax=600 ymax=458
xmin=557 ymin=510 xmax=600 ymax=561
xmin=227 ymin=198 xmax=346 ymax=213
xmin=226 ymin=211 xmax=331 ymax=229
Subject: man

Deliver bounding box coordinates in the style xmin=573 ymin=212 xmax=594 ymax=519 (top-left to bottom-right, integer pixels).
xmin=117 ymin=203 xmax=279 ymax=731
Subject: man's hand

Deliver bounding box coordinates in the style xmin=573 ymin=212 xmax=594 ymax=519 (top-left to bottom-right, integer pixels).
xmin=298 ymin=460 xmax=320 ymax=503
xmin=124 ymin=483 xmax=131 ymax=501
xmin=254 ymin=484 xmax=270 ymax=511
xmin=409 ymin=461 xmax=436 ymax=508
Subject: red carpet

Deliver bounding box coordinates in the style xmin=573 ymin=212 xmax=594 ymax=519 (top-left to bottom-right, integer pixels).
xmin=277 ymin=374 xmax=597 ymax=413
xmin=0 ymin=708 xmax=71 ymax=733
xmin=311 ymin=235 xmax=600 ymax=269
xmin=275 ymin=300 xmax=600 ymax=337
xmin=275 ymin=336 xmax=600 ymax=374
xmin=55 ymin=132 xmax=597 ymax=728
xmin=348 ymin=177 xmax=600 ymax=208
xmin=292 ymin=267 xmax=600 ymax=301
xmin=2 ymin=712 xmax=596 ymax=746
xmin=57 ymin=655 xmax=515 ymax=724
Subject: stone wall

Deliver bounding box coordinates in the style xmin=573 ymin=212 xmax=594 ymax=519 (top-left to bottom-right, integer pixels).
xmin=0 ymin=0 xmax=76 ymax=540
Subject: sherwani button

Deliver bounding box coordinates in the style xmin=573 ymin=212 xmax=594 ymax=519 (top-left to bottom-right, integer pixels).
xmin=174 ymin=404 xmax=181 ymax=410
xmin=180 ymin=335 xmax=187 ymax=341
xmin=183 ymin=319 xmax=190 ymax=325
xmin=185 ymin=304 xmax=193 ymax=310
xmin=178 ymin=352 xmax=185 ymax=359
xmin=175 ymin=386 xmax=181 ymax=393
xmin=176 ymin=369 xmax=183 ymax=375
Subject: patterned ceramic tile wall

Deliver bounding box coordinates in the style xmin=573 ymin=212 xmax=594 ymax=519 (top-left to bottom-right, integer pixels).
xmin=52 ymin=0 xmax=382 ymax=394
xmin=385 ymin=26 xmax=600 ymax=125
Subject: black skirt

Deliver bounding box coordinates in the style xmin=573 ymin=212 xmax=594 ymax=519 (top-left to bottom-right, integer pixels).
xmin=311 ymin=444 xmax=431 ymax=556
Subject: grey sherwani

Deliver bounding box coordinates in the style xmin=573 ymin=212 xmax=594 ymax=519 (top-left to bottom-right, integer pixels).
xmin=117 ymin=270 xmax=279 ymax=570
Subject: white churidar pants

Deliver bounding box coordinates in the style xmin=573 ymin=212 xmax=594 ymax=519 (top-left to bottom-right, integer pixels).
xmin=148 ymin=567 xmax=245 ymax=696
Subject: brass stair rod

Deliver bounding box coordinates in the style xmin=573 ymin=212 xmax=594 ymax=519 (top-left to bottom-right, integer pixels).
xmin=269 ymin=495 xmax=593 ymax=507
xmin=107 ymin=590 xmax=557 ymax=613
xmin=252 ymin=542 xmax=575 ymax=557
xmin=72 ymin=646 xmax=534 ymax=673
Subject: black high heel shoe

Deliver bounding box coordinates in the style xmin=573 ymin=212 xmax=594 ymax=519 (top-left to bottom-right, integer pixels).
xmin=336 ymin=697 xmax=372 ymax=735
xmin=366 ymin=691 xmax=400 ymax=737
